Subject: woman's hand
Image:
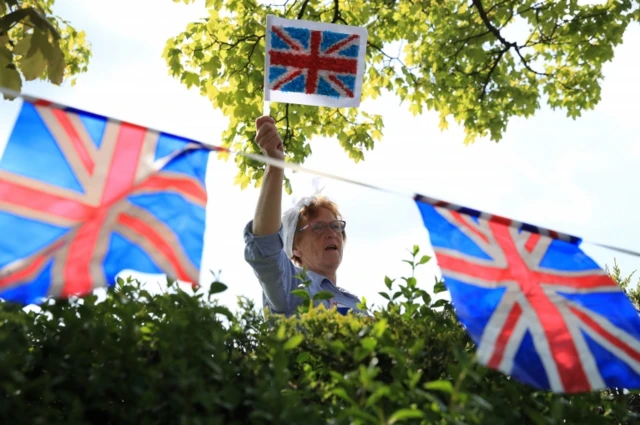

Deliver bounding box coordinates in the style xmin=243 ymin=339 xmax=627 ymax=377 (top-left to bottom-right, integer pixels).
xmin=255 ymin=116 xmax=284 ymax=161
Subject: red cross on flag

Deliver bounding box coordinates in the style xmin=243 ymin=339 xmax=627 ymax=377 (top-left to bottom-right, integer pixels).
xmin=264 ymin=15 xmax=368 ymax=108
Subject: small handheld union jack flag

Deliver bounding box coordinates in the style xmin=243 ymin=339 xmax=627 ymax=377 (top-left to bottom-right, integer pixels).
xmin=264 ymin=15 xmax=367 ymax=108
xmin=0 ymin=99 xmax=211 ymax=305
xmin=415 ymin=196 xmax=640 ymax=393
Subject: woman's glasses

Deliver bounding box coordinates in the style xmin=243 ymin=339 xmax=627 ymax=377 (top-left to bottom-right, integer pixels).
xmin=297 ymin=220 xmax=346 ymax=234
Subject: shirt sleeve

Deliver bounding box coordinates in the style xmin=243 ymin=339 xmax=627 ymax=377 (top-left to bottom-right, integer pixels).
xmin=243 ymin=220 xmax=296 ymax=313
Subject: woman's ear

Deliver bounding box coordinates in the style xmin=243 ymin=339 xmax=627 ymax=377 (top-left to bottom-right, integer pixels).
xmin=292 ymin=247 xmax=302 ymax=258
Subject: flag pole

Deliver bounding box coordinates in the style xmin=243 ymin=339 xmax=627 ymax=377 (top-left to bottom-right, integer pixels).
xmin=263 ymin=100 xmax=270 ymax=117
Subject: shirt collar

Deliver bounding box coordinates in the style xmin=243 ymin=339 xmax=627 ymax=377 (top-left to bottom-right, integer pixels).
xmin=303 ymin=269 xmax=358 ymax=299
xmin=304 ymin=268 xmax=332 ymax=284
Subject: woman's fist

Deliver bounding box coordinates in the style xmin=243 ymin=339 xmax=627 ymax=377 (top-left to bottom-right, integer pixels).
xmin=255 ymin=116 xmax=284 ymax=161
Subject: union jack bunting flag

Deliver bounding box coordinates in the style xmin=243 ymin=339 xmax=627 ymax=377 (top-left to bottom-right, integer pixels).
xmin=0 ymin=99 xmax=211 ymax=304
xmin=415 ymin=197 xmax=640 ymax=393
xmin=264 ymin=15 xmax=367 ymax=108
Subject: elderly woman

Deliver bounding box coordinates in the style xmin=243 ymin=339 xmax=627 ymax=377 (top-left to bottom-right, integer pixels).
xmin=243 ymin=116 xmax=366 ymax=316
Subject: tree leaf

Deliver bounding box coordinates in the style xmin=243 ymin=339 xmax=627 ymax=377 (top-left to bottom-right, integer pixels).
xmin=425 ymin=380 xmax=454 ymax=394
xmin=360 ymin=337 xmax=377 ymax=352
xmin=330 ymin=388 xmax=356 ymax=405
xmin=434 ymin=280 xmax=447 ymax=294
xmin=0 ymin=5 xmax=94 ymax=94
xmin=384 ymin=275 xmax=394 ymax=289
xmin=389 ymin=408 xmax=425 ymax=424
xmin=283 ymin=334 xmax=304 ymax=350
xmin=312 ymin=291 xmax=334 ymax=301
xmin=291 ymin=289 xmax=310 ymax=300
xmin=211 ymin=305 xmax=233 ymax=321
xmin=208 ymin=281 xmax=228 ymax=295
xmin=20 ymin=49 xmax=46 ymax=81
xmin=0 ymin=46 xmax=12 ymax=67
xmin=0 ymin=66 xmax=22 ymax=98
xmin=182 ymin=71 xmax=200 ymax=88
xmin=296 ymin=351 xmax=310 ymax=363
xmin=406 ymin=277 xmax=417 ymax=288
xmin=432 ymin=299 xmax=450 ymax=308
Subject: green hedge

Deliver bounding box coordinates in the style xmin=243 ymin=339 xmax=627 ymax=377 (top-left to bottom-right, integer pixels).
xmin=0 ymin=249 xmax=638 ymax=425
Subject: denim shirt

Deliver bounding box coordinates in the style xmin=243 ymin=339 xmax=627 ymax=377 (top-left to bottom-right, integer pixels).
xmin=243 ymin=220 xmax=366 ymax=317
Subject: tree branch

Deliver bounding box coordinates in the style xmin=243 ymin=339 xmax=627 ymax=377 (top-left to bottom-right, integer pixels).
xmin=472 ymin=0 xmax=551 ymax=86
xmin=368 ymin=41 xmax=416 ymax=70
xmin=514 ymin=2 xmax=547 ymax=18
xmin=283 ymin=0 xmax=296 ymax=16
xmin=452 ymin=29 xmax=492 ymax=45
xmin=228 ymin=37 xmax=263 ymax=78
xmin=446 ymin=30 xmax=492 ymax=62
xmin=479 ymin=48 xmax=507 ymax=101
xmin=367 ymin=41 xmax=419 ymax=86
xmin=296 ymin=0 xmax=310 ymax=19
xmin=486 ymin=0 xmax=515 ymax=15
xmin=196 ymin=34 xmax=262 ymax=53
xmin=471 ymin=0 xmax=514 ymax=48
xmin=336 ymin=109 xmax=357 ymax=126
xmin=513 ymin=45 xmax=549 ymax=77
xmin=0 ymin=7 xmax=60 ymax=39
xmin=283 ymin=103 xmax=293 ymax=151
xmin=332 ymin=0 xmax=341 ymax=23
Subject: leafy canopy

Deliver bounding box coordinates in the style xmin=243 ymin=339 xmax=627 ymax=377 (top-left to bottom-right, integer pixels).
xmin=165 ymin=0 xmax=639 ymax=191
xmin=0 ymin=0 xmax=91 ymax=99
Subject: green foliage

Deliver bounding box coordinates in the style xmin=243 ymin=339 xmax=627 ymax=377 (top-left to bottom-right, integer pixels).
xmin=0 ymin=0 xmax=91 ymax=99
xmin=608 ymin=258 xmax=640 ymax=309
xmin=1 ymin=251 xmax=639 ymax=424
xmin=165 ymin=0 xmax=639 ymax=191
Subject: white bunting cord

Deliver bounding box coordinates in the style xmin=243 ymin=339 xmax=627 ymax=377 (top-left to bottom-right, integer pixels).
xmin=1 ymin=86 xmax=639 ymax=259
xmin=241 ymin=151 xmax=413 ymax=198
xmin=222 ymin=148 xmax=640 ymax=259
xmin=0 ymin=87 xmax=22 ymax=100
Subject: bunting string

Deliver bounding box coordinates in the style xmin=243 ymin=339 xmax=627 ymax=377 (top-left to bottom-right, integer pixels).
xmin=1 ymin=87 xmax=638 ymax=259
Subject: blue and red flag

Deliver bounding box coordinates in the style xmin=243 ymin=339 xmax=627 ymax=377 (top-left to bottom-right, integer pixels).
xmin=415 ymin=195 xmax=640 ymax=393
xmin=265 ymin=15 xmax=367 ymax=108
xmin=0 ymin=99 xmax=210 ymax=304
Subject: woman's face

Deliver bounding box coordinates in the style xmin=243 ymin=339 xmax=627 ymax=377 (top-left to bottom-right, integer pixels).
xmin=293 ymin=207 xmax=344 ymax=274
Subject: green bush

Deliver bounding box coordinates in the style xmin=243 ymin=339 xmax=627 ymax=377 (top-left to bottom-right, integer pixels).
xmin=0 ymin=248 xmax=638 ymax=425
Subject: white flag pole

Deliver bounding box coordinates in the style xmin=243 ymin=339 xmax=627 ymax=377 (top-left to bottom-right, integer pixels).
xmin=263 ymin=100 xmax=270 ymax=117
xmin=263 ymin=15 xmax=273 ymax=117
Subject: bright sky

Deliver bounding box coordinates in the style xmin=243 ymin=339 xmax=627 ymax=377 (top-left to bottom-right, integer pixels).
xmin=0 ymin=0 xmax=638 ymax=310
